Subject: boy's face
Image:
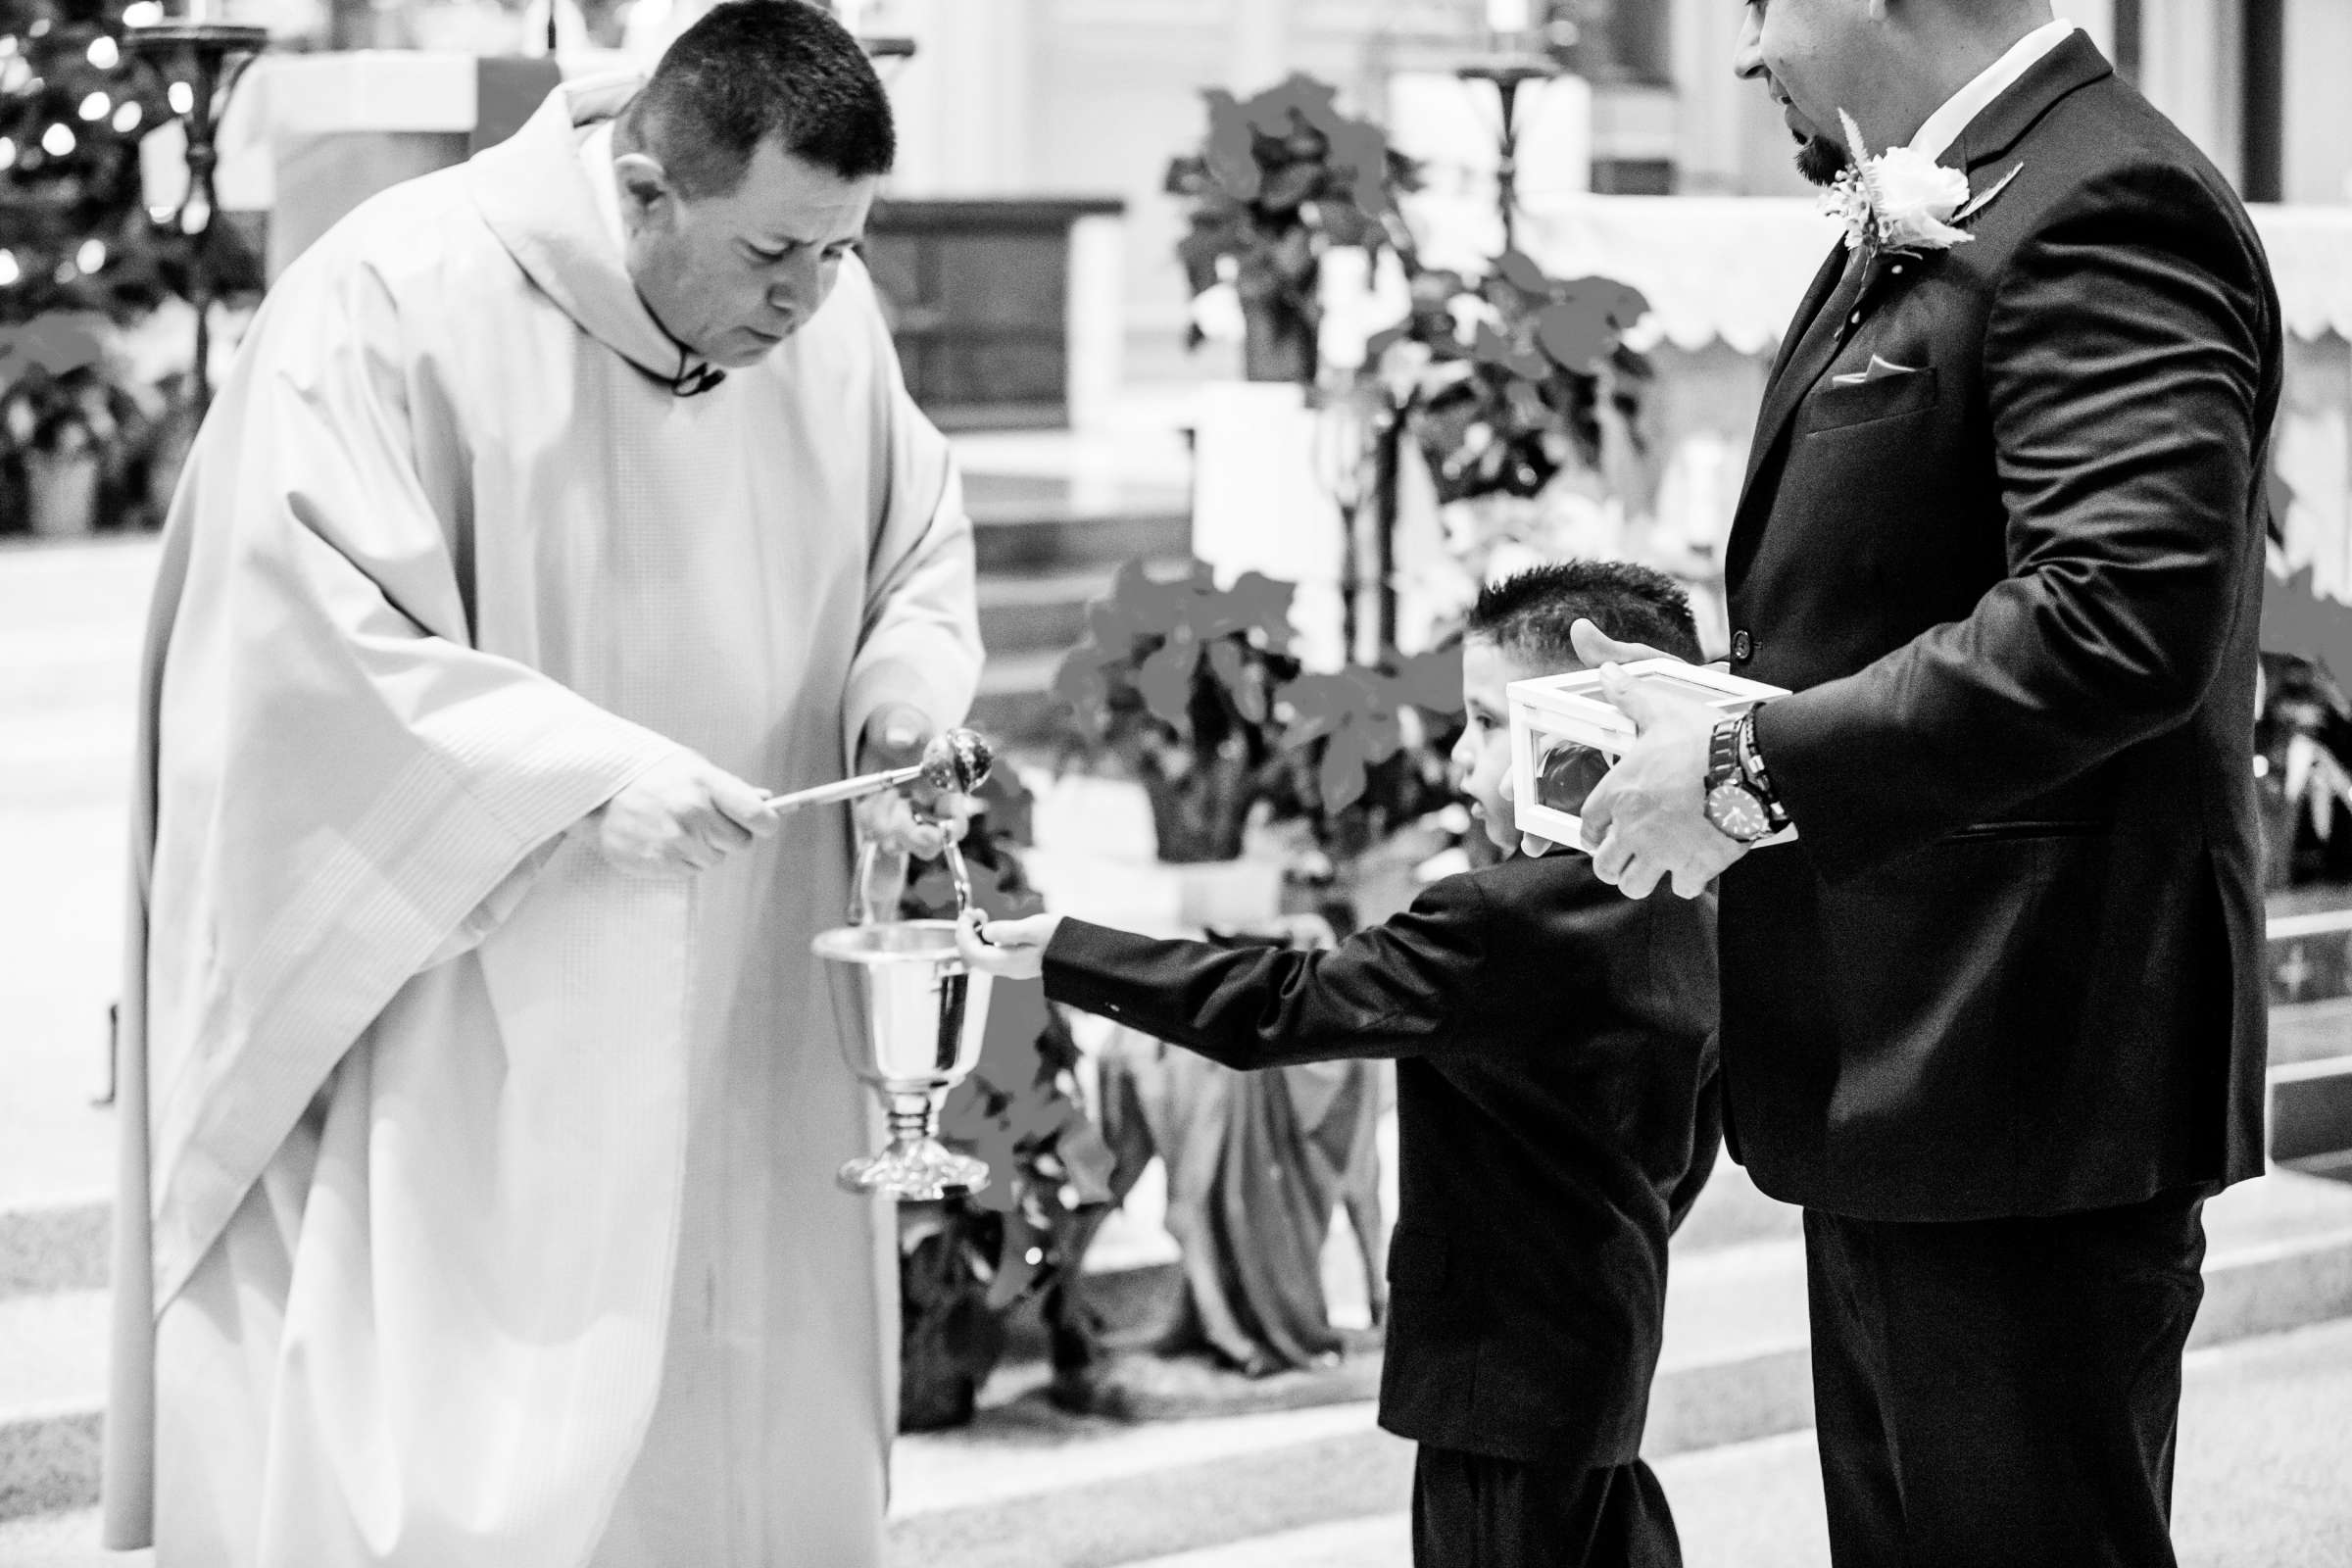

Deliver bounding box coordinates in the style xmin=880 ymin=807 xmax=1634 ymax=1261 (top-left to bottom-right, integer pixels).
xmin=1453 ymin=635 xmax=1581 ymax=854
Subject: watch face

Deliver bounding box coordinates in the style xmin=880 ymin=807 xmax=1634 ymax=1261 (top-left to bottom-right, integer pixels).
xmin=1706 ymin=781 xmax=1771 ymax=842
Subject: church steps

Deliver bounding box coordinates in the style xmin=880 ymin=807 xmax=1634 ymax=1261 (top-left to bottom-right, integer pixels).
xmin=17 ymin=1317 xmax=2352 ymax=1568
xmin=971 ymin=507 xmax=1191 ymax=578
xmin=961 ymin=458 xmax=1190 ymax=743
xmin=6 ymin=1168 xmax=2351 ymax=1535
xmin=0 ymin=1290 xmax=110 ymax=1521
xmin=0 ymin=1200 xmax=109 ymax=1304
xmin=978 ymin=561 xmax=1192 ymax=660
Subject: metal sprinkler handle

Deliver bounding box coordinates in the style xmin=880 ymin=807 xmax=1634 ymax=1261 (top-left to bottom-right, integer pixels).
xmin=762 ymin=726 xmax=994 ymax=815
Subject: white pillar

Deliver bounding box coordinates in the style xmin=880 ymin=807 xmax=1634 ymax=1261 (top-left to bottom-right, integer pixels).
xmin=884 ymin=0 xmax=1034 ymax=196
xmin=1228 ymin=0 xmax=1292 ymax=93
xmin=1066 ymin=214 xmax=1126 ymax=433
xmin=1665 ymin=0 xmax=1816 ymax=197
xmin=2137 ymin=0 xmax=2245 ymax=189
xmin=2051 ymin=0 xmax=2118 ymax=60
xmin=2282 ymin=0 xmax=2352 ymax=203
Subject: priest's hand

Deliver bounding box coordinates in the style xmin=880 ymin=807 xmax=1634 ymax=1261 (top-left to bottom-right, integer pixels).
xmin=957 ymin=913 xmax=1061 ymax=981
xmin=854 ymin=703 xmax=977 ymax=859
xmin=590 ymin=751 xmax=778 ymax=878
xmin=1577 ymin=665 xmax=1746 ymax=900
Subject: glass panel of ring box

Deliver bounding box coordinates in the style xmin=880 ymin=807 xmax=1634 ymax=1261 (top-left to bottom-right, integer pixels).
xmin=1507 ymin=660 xmax=1797 ymax=848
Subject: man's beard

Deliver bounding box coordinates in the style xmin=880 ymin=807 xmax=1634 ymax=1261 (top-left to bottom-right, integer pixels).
xmin=1795 ymin=132 xmax=1850 ymax=187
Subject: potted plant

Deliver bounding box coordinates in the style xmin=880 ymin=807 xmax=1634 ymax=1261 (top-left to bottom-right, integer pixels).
xmin=1054 ymin=559 xmax=1303 ymax=863
xmin=1167 ymin=73 xmax=1417 ymax=385
xmin=1367 ymin=247 xmax=1652 ymax=506
xmin=893 ymin=768 xmax=1121 ymax=1431
xmin=1253 ymin=644 xmax=1470 ymax=941
xmin=1270 ymin=644 xmax=1464 ymax=848
xmin=0 ymin=313 xmax=147 ymax=538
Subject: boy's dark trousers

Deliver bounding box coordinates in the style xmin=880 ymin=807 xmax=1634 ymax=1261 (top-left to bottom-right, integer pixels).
xmin=1412 ymin=1448 xmax=1682 ymax=1568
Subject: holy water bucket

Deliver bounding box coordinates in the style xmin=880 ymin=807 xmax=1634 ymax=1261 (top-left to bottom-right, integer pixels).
xmin=815 ymin=840 xmax=995 ymax=1200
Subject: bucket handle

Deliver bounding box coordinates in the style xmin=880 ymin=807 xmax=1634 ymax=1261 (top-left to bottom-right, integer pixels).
xmin=851 ymin=833 xmax=974 ymax=929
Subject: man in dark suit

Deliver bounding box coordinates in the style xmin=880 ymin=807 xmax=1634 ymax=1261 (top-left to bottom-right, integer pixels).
xmin=1563 ymin=5 xmax=2281 ymax=1565
xmin=963 ymin=564 xmax=1721 ymax=1568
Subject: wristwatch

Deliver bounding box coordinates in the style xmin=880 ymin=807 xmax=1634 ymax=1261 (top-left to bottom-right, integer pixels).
xmin=1704 ymin=713 xmax=1777 ymax=844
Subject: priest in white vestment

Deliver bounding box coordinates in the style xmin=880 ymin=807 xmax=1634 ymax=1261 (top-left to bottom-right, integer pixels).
xmin=101 ymin=7 xmax=980 ymax=1564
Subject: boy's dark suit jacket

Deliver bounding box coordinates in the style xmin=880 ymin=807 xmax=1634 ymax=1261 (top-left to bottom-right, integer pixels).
xmin=1044 ymin=852 xmax=1719 ymax=1469
xmin=1728 ymin=32 xmax=2282 ymax=1221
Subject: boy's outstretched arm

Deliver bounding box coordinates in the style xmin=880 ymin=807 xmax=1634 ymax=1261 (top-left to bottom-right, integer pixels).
xmin=956 ymin=880 xmax=1498 ymax=1071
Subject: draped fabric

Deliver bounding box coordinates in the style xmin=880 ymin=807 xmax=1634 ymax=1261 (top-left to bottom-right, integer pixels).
xmin=104 ymin=74 xmax=980 ymax=1568
xmin=1096 ymin=1032 xmax=1388 ymax=1375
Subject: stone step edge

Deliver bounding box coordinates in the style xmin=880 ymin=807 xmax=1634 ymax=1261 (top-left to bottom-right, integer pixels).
xmin=889 ymin=1308 xmax=2352 ymax=1568
xmin=0 ymin=1200 xmax=109 ymax=1304
xmin=17 ymin=1320 xmax=2337 ymax=1568
xmin=11 ymin=1219 xmax=2350 ymax=1528
xmin=0 ymin=1407 xmax=99 ymax=1526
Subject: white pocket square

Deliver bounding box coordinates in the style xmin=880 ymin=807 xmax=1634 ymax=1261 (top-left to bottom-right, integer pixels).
xmin=1832 ymin=355 xmax=1922 ymax=388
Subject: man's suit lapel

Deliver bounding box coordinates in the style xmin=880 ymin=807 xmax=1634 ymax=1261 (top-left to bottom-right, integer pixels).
xmin=1724 ymin=30 xmax=2118 ymax=587
xmin=1726 ymin=248 xmax=1867 ymax=580
xmin=1762 ymin=242 xmax=1852 ymax=392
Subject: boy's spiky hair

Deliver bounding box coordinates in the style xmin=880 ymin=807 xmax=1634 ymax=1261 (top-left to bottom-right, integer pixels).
xmin=1466 ymin=560 xmax=1704 ymax=668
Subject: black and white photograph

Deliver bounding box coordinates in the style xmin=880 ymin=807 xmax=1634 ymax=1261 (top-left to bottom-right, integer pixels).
xmin=3 ymin=0 xmax=2351 ymax=1564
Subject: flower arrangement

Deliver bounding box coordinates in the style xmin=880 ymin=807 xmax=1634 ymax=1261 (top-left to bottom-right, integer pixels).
xmin=1054 ymin=558 xmax=1468 ymax=897
xmin=0 ymin=310 xmax=167 ymax=534
xmin=1053 ymin=560 xmax=1304 ymax=862
xmin=1270 ymin=646 xmax=1464 ymax=866
xmin=1822 ymin=109 xmax=2020 ymax=259
xmin=1167 ymin=73 xmax=1417 ymax=384
xmin=0 ymin=313 xmax=131 ymax=456
xmin=1363 ymin=247 xmax=1652 ymax=506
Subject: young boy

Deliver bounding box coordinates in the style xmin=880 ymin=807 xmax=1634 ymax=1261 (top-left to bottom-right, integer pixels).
xmin=961 ymin=562 xmax=1721 ymax=1568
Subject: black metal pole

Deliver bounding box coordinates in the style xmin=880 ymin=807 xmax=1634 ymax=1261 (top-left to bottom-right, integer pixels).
xmin=1373 ymin=413 xmax=1399 ymax=659
xmin=1494 ymin=75 xmax=1523 ymax=254
xmin=125 ymin=24 xmax=269 ymax=430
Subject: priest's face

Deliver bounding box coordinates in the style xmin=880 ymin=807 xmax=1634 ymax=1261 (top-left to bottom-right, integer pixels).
xmin=1734 ymin=0 xmax=1863 ymax=186
xmin=621 ymin=137 xmax=880 ymax=369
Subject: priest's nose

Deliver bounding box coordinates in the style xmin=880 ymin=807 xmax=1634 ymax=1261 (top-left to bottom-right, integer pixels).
xmin=767 ymin=250 xmax=825 ymax=314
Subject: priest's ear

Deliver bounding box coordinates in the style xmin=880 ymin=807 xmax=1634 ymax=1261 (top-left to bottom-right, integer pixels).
xmin=614 ymin=152 xmax=679 ymax=227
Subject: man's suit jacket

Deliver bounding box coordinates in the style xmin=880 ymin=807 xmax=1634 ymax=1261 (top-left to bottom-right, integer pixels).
xmin=1044 ymin=852 xmax=1719 ymax=1468
xmin=1727 ymin=32 xmax=2281 ymax=1221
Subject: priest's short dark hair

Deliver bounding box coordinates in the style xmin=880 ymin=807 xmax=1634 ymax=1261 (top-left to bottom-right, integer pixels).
xmin=1467 ymin=560 xmax=1704 ymax=667
xmin=622 ymin=0 xmax=896 ymax=196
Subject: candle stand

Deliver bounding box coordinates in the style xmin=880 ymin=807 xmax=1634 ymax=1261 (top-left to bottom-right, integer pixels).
xmin=1454 ymin=48 xmax=1559 ymax=254
xmin=124 ymin=21 xmax=269 ymax=427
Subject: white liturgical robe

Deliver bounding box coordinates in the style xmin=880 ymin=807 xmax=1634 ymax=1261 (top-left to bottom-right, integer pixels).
xmin=102 ymin=74 xmax=981 ymax=1568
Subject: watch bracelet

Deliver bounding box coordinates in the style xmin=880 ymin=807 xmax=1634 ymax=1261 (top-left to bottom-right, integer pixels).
xmin=1736 ymin=708 xmax=1791 ymax=830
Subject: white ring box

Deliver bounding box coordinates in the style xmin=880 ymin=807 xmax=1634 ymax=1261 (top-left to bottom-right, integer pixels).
xmin=1508 ymin=659 xmax=1798 ymax=848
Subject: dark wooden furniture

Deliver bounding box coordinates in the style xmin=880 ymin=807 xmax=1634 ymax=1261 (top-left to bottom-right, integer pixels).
xmin=862 ymin=197 xmax=1122 ymax=431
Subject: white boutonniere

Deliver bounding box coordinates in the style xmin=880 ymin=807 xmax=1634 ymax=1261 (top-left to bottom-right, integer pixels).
xmin=1822 ymin=109 xmax=2022 ymax=259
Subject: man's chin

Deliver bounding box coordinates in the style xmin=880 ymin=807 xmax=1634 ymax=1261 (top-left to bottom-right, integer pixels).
xmin=1794 ymin=132 xmax=1849 ymax=188
xmin=710 ymin=325 xmax=797 ymax=368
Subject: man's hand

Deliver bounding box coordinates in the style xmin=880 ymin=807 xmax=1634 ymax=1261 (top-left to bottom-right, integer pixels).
xmin=1519 ymin=618 xmax=1690 ymax=858
xmin=590 ymin=751 xmax=778 ymax=878
xmin=1570 ymin=617 xmax=1674 ymax=669
xmin=956 ymin=912 xmax=1062 ymax=981
xmin=1578 ymin=665 xmax=1748 ymax=899
xmin=853 ymin=702 xmax=976 ymax=859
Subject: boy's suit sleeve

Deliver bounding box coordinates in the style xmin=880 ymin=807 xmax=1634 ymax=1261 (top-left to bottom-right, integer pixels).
xmin=1040 ymin=874 xmax=1493 ymax=1070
